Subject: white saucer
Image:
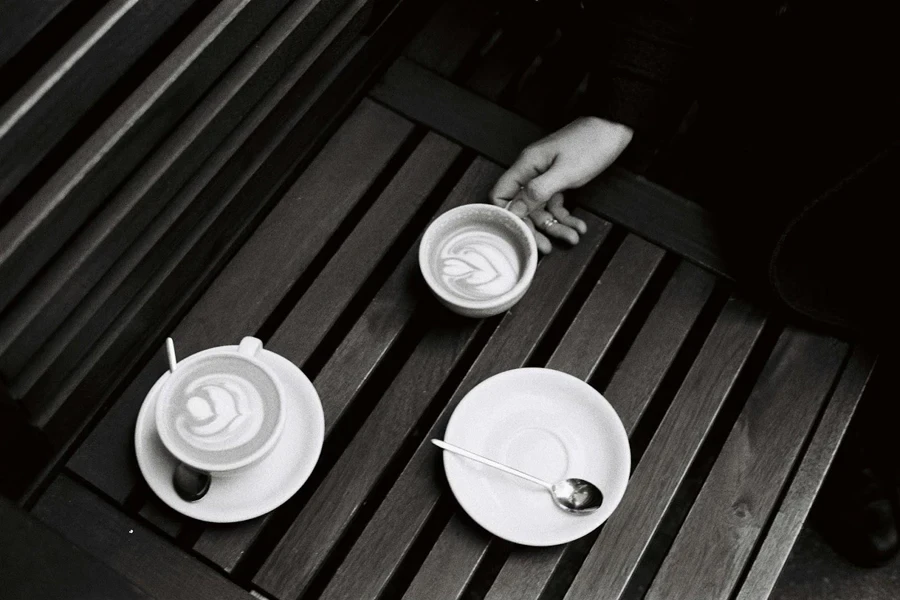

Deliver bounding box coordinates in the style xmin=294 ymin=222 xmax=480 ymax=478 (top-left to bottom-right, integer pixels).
xmin=442 ymin=368 xmax=630 ymax=546
xmin=135 ymin=346 xmax=324 ymax=523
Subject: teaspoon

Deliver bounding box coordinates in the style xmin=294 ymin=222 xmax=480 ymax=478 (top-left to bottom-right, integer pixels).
xmin=165 ymin=337 xmax=212 ymax=502
xmin=432 ymin=439 xmax=603 ymax=514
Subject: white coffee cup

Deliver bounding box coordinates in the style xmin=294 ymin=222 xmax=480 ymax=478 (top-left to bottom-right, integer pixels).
xmin=155 ymin=337 xmax=286 ymax=476
xmin=419 ymin=204 xmax=538 ymax=318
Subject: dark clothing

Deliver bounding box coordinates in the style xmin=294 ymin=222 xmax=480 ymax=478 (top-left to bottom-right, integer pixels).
xmin=586 ymin=0 xmax=899 ymax=339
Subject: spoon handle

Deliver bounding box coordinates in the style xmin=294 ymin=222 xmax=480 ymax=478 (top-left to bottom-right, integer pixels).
xmin=432 ymin=439 xmax=552 ymax=491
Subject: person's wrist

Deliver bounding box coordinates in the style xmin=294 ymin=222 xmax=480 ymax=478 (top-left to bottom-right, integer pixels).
xmin=585 ymin=116 xmax=634 ymax=147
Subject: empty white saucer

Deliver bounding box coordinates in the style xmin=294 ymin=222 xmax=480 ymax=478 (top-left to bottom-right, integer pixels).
xmin=441 ymin=368 xmax=630 ymax=546
xmin=135 ymin=346 xmax=324 ymax=523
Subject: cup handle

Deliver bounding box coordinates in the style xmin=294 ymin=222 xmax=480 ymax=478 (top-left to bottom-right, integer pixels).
xmin=238 ymin=336 xmax=263 ymax=357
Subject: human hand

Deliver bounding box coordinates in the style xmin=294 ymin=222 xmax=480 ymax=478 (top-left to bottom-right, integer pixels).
xmin=490 ymin=117 xmax=634 ymax=253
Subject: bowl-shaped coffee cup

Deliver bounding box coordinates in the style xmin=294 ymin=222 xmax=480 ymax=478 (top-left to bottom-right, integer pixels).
xmin=419 ymin=204 xmax=537 ymax=318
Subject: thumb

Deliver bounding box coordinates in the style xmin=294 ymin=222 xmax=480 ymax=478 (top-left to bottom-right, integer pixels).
xmin=522 ymin=163 xmax=573 ymax=208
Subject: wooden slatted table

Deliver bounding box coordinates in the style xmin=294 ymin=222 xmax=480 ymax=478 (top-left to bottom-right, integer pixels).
xmin=11 ymin=1 xmax=879 ymax=599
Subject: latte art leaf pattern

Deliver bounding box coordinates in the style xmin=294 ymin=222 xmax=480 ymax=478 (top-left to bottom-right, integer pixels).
xmin=174 ymin=374 xmax=265 ymax=452
xmin=438 ymin=230 xmax=521 ymax=301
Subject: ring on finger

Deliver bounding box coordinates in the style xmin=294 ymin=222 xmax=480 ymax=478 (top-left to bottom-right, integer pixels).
xmin=541 ymin=217 xmax=558 ymax=229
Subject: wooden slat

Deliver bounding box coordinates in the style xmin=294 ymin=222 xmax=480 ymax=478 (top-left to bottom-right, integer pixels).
xmin=401 ymin=234 xmax=667 ymax=600
xmin=300 ymin=211 xmax=613 ymax=600
xmin=32 ymin=475 xmax=251 ymax=600
xmin=265 ymin=132 xmax=462 ymax=363
xmin=0 ymin=0 xmax=363 ymax=381
xmin=246 ymin=159 xmax=500 ymax=592
xmin=0 ymin=0 xmax=306 ymax=314
xmin=192 ymin=153 xmax=485 ymax=574
xmin=66 ymin=99 xmax=414 ymax=503
xmin=404 ymin=0 xmax=494 ymax=78
xmin=184 ymin=133 xmax=463 ymax=568
xmin=562 ymin=296 xmax=768 ymax=600
xmin=25 ymin=0 xmax=439 ymax=505
xmin=1 ymin=495 xmax=150 ymax=600
xmin=0 ymin=0 xmax=75 ymax=69
xmin=0 ymin=0 xmax=194 ymax=204
xmin=139 ymin=496 xmax=193 ymax=538
xmin=255 ymin=294 xmax=486 ymax=598
xmin=20 ymin=1 xmax=374 ymax=424
xmin=485 ymin=260 xmax=718 ymax=600
xmin=402 ymin=512 xmax=494 ymax=600
xmin=572 ymin=174 xmax=729 ymax=280
xmin=546 ymin=235 xmax=665 ymax=380
xmin=372 ymin=56 xmax=542 ymax=167
xmin=640 ymin=329 xmax=849 ymax=600
xmin=735 ymin=346 xmax=878 ymax=600
xmin=370 ymin=57 xmax=732 ymax=278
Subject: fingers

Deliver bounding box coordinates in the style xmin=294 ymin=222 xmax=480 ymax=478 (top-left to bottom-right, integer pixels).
xmin=524 ymin=217 xmax=553 ymax=254
xmin=506 ymin=195 xmax=530 ymax=219
xmin=490 ymin=147 xmax=552 ymax=204
xmin=547 ymin=193 xmax=587 ymax=234
xmin=531 ymin=208 xmax=579 ymax=246
xmin=523 ymin=163 xmax=571 ymax=207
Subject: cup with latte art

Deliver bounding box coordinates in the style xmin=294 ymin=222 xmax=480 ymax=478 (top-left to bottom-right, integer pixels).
xmin=420 ymin=204 xmax=537 ymax=317
xmin=155 ymin=337 xmax=286 ymax=476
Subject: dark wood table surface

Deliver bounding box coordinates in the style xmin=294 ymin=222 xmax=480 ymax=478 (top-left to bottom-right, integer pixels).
xmin=15 ymin=2 xmax=879 ymax=599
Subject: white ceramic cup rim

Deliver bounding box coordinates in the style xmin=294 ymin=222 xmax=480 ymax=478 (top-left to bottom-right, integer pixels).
xmin=419 ymin=204 xmax=538 ymax=311
xmin=154 ymin=339 xmax=287 ymax=473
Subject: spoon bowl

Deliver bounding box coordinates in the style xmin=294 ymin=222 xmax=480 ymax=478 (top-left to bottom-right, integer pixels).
xmin=173 ymin=462 xmax=210 ymax=502
xmin=550 ymin=478 xmax=604 ymax=514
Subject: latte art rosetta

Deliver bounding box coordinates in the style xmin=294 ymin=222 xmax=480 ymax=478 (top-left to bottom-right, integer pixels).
xmin=438 ymin=229 xmax=521 ymax=301
xmin=174 ymin=373 xmax=265 ymax=452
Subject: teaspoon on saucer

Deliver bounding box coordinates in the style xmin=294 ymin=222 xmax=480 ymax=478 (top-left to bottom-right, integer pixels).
xmin=432 ymin=439 xmax=603 ymax=514
xmin=165 ymin=337 xmax=212 ymax=502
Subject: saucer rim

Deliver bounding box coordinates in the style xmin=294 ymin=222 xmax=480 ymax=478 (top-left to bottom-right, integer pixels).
xmin=134 ymin=347 xmax=324 ymax=523
xmin=442 ymin=367 xmax=630 ymax=546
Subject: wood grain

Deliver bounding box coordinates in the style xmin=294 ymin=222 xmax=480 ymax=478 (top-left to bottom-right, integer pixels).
xmin=189 ymin=137 xmax=471 ymax=572
xmin=65 ymin=100 xmax=413 ymax=503
xmin=0 ymin=0 xmax=305 ymax=314
xmin=641 ymin=328 xmax=849 ymax=600
xmin=0 ymin=0 xmax=361 ymax=381
xmin=547 ymin=234 xmax=665 ymax=380
xmin=484 ymin=260 xmax=718 ymax=600
xmin=310 ymin=210 xmax=612 ymax=600
xmin=564 ymin=296 xmax=768 ymax=600
xmin=254 ymin=300 xmax=484 ymax=598
xmin=28 ymin=0 xmax=435 ymax=505
xmin=401 ymin=234 xmax=666 ymax=600
xmin=372 ymin=56 xmax=542 ymax=168
xmin=266 ymin=132 xmax=462 ymax=362
xmin=1 ymin=495 xmax=149 ymax=600
xmin=0 ymin=0 xmax=193 ymax=204
xmin=735 ymin=346 xmax=878 ymax=600
xmin=32 ymin=475 xmax=251 ymax=600
xmin=250 ymin=159 xmax=502 ymax=592
xmin=0 ymin=0 xmax=75 ymax=70
xmin=401 ymin=513 xmax=493 ymax=600
xmin=23 ymin=2 xmax=373 ymax=425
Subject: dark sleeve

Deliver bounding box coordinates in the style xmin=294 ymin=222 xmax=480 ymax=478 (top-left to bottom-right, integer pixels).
xmin=585 ymin=0 xmax=699 ymax=137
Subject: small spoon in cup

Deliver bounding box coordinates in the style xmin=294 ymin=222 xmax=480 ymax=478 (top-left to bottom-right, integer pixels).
xmin=166 ymin=337 xmax=212 ymax=502
xmin=432 ymin=439 xmax=604 ymax=514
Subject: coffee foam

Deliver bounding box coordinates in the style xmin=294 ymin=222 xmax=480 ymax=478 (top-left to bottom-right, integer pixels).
xmin=159 ymin=355 xmax=281 ymax=467
xmin=432 ymin=225 xmax=524 ymax=302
